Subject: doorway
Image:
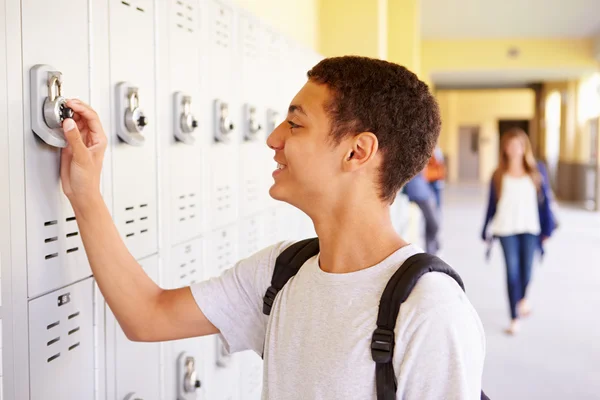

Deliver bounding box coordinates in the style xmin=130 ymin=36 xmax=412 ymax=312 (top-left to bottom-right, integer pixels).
xmin=458 ymin=126 xmax=480 ymax=182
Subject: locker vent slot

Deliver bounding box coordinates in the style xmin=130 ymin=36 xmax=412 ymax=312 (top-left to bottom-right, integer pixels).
xmin=68 ymin=327 xmax=80 ymax=336
xmin=126 ymin=206 xmax=134 ymax=211
xmin=66 ymin=216 xmax=76 ymax=222
xmin=47 ymin=353 xmax=61 ymax=363
xmin=68 ymin=312 xmax=80 ymax=320
xmin=243 ymin=22 xmax=259 ymax=59
xmin=47 ymin=337 xmax=60 ymax=346
xmin=140 ymin=204 xmax=148 ymax=208
xmin=44 ymin=220 xmax=58 ymax=226
xmin=214 ymin=7 xmax=231 ymax=49
xmin=190 ymin=259 xmax=196 ymax=263
xmin=175 ymin=0 xmax=194 ymax=33
xmin=45 ymin=236 xmax=58 ymax=243
xmin=47 ymin=321 xmax=60 ymax=330
xmin=180 ymin=274 xmax=187 ymax=280
xmin=122 ymin=1 xmax=131 ymax=6
xmin=66 ymin=247 xmax=79 ymax=254
xmin=140 ymin=216 xmax=148 ymax=221
xmin=45 ymin=253 xmax=59 ymax=260
xmin=136 ymin=6 xmax=145 ymax=12
xmin=140 ymin=229 xmax=148 ymax=234
xmin=126 ymin=219 xmax=135 ymax=224
xmin=180 ymin=263 xmax=187 ymax=268
xmin=66 ymin=232 xmax=79 ymax=238
xmin=126 ymin=233 xmax=135 ymax=237
xmin=69 ymin=342 xmax=81 ymax=351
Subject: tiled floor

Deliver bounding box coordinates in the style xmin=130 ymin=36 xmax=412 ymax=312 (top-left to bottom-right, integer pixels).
xmin=438 ymin=183 xmax=600 ymax=400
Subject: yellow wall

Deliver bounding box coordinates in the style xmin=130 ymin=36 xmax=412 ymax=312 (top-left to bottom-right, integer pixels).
xmin=422 ymin=38 xmax=597 ymax=77
xmin=235 ymin=0 xmax=319 ymax=51
xmin=318 ymin=0 xmax=383 ymax=58
xmin=436 ymin=89 xmax=536 ymax=182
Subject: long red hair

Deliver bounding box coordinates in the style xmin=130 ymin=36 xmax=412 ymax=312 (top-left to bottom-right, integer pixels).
xmin=492 ymin=127 xmax=541 ymax=200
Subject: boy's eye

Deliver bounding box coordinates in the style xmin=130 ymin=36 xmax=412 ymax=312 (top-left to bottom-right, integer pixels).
xmin=287 ymin=120 xmax=300 ymax=130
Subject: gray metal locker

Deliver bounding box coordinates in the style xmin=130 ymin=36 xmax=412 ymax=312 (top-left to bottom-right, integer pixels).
xmin=28 ymin=277 xmax=95 ymax=400
xmin=164 ymin=0 xmax=206 ymax=246
xmin=114 ymin=255 xmax=161 ymax=400
xmin=204 ymin=225 xmax=240 ymax=400
xmin=21 ymin=0 xmax=92 ymax=299
xmin=108 ymin=0 xmax=159 ymax=261
xmin=166 ymin=238 xmax=207 ymax=400
xmin=207 ymin=0 xmax=240 ymax=230
xmin=238 ymin=214 xmax=265 ymax=259
xmin=238 ymin=14 xmax=269 ymax=219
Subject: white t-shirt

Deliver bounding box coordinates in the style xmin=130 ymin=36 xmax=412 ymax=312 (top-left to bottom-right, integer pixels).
xmin=491 ymin=174 xmax=541 ymax=237
xmin=191 ymin=241 xmax=486 ymax=400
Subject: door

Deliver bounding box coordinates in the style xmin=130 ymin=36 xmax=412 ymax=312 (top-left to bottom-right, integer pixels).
xmin=498 ymin=119 xmax=530 ymax=137
xmin=458 ymin=126 xmax=480 ymax=182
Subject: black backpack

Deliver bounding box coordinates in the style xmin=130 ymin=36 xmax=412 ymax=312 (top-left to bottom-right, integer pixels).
xmin=262 ymin=238 xmax=490 ymax=400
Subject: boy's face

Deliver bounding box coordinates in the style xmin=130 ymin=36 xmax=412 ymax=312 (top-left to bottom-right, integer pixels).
xmin=266 ymin=81 xmax=350 ymax=211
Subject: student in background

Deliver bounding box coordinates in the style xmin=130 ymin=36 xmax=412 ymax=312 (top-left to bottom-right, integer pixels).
xmin=424 ymin=146 xmax=446 ymax=211
xmin=403 ymin=172 xmax=440 ymax=255
xmin=481 ymin=128 xmax=557 ymax=335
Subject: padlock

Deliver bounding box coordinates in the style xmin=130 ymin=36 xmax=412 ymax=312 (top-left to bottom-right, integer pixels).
xmin=183 ymin=357 xmax=202 ymax=393
xmin=174 ymin=92 xmax=197 ymax=145
xmin=115 ymin=82 xmax=146 ymax=146
xmin=30 ymin=65 xmax=74 ymax=147
xmin=177 ymin=352 xmax=201 ymax=400
xmin=244 ymin=104 xmax=262 ymax=141
xmin=125 ymin=89 xmax=147 ymax=134
xmin=42 ymin=73 xmax=74 ymax=129
xmin=214 ymin=99 xmax=235 ymax=142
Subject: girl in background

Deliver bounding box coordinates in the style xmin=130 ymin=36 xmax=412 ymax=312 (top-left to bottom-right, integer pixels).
xmin=481 ymin=128 xmax=557 ymax=335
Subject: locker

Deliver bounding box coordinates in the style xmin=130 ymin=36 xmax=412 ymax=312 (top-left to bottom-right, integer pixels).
xmin=109 ymin=0 xmax=159 ymax=260
xmin=165 ymin=0 xmax=206 ymax=246
xmin=203 ymin=225 xmax=240 ymax=400
xmin=171 ymin=238 xmax=205 ymax=288
xmin=28 ymin=277 xmax=95 ymax=400
xmin=21 ymin=0 xmax=92 ymax=298
xmin=207 ymin=0 xmax=240 ymax=230
xmin=239 ymin=214 xmax=265 ymax=259
xmin=166 ymin=238 xmax=207 ymax=400
xmin=115 ymin=255 xmax=161 ymax=400
xmin=239 ymin=14 xmax=270 ymax=218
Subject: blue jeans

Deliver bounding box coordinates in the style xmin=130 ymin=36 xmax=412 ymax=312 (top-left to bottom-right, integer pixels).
xmin=498 ymin=234 xmax=538 ymax=319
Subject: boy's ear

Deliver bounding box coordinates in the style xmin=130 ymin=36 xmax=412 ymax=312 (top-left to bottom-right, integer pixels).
xmin=343 ymin=132 xmax=378 ymax=171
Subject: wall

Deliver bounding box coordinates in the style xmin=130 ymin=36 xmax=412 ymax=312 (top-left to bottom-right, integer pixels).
xmin=436 ymin=89 xmax=536 ymax=182
xmin=422 ymin=38 xmax=598 ymax=78
xmin=235 ymin=0 xmax=319 ymax=51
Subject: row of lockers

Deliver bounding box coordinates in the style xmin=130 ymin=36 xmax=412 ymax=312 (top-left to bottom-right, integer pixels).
xmin=0 ymin=0 xmax=319 ymax=399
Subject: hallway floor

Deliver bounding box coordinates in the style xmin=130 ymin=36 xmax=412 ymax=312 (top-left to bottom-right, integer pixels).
xmin=439 ymin=184 xmax=600 ymax=400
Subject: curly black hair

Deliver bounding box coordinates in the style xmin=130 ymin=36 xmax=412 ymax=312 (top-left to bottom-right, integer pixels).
xmin=307 ymin=56 xmax=441 ymax=204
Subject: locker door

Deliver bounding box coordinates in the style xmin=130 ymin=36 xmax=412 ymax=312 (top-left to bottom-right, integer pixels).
xmin=207 ymin=0 xmax=239 ymax=230
xmin=115 ymin=255 xmax=161 ymax=400
xmin=238 ymin=214 xmax=264 ymax=259
xmin=239 ymin=14 xmax=268 ymax=218
xmin=167 ymin=238 xmax=206 ymax=400
xmin=21 ymin=0 xmax=91 ymax=298
xmin=108 ymin=0 xmax=158 ymax=261
xmin=205 ymin=225 xmax=239 ymax=400
xmin=28 ymin=278 xmax=95 ymax=400
xmin=167 ymin=0 xmax=205 ymax=246
xmin=239 ymin=350 xmax=263 ymax=400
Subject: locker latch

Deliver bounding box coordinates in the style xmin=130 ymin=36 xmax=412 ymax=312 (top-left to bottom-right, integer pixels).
xmin=174 ymin=92 xmax=198 ymax=145
xmin=244 ymin=104 xmax=262 ymax=141
xmin=177 ymin=352 xmax=202 ymax=400
xmin=214 ymin=99 xmax=235 ymax=143
xmin=116 ymin=82 xmax=147 ymax=146
xmin=30 ymin=64 xmax=75 ymax=148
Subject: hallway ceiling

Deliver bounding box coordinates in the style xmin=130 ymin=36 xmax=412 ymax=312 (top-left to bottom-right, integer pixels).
xmin=421 ymin=0 xmax=600 ymax=39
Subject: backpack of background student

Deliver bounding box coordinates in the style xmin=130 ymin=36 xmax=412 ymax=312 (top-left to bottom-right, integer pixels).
xmin=262 ymin=238 xmax=490 ymax=400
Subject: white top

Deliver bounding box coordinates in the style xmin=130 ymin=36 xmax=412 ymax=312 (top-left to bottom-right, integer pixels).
xmin=491 ymin=174 xmax=541 ymax=236
xmin=192 ymin=241 xmax=486 ymax=399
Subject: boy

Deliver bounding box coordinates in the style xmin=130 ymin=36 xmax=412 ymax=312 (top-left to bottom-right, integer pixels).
xmin=61 ymin=56 xmax=485 ymax=399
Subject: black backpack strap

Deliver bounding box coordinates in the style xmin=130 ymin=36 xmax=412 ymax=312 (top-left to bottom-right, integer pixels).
xmin=262 ymin=238 xmax=320 ymax=316
xmin=372 ymin=252 xmax=465 ymax=400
